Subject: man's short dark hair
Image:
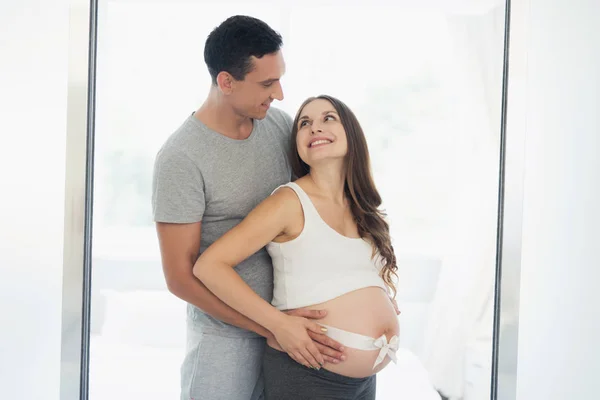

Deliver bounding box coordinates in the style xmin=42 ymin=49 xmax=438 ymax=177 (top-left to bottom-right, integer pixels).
xmin=204 ymin=15 xmax=283 ymax=85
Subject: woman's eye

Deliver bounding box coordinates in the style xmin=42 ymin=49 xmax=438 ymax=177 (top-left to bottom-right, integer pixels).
xmin=299 ymin=120 xmax=310 ymax=128
xmin=324 ymin=115 xmax=335 ymax=122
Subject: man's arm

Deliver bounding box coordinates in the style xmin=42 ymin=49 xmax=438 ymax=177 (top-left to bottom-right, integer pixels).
xmin=152 ymin=147 xmax=343 ymax=362
xmin=156 ymin=221 xmax=270 ymax=337
xmin=152 ymin=149 xmax=268 ymax=335
xmin=157 ymin=221 xmax=345 ymax=363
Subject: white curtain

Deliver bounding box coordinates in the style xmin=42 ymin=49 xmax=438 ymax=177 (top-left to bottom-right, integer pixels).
xmin=419 ymin=3 xmax=506 ymax=399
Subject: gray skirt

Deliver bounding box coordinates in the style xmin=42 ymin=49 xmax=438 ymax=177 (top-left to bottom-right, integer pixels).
xmin=262 ymin=345 xmax=376 ymax=400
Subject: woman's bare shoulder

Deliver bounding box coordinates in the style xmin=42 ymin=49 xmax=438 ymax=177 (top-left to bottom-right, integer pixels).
xmin=269 ymin=184 xmax=301 ymax=210
xmin=268 ymin=184 xmax=305 ymax=240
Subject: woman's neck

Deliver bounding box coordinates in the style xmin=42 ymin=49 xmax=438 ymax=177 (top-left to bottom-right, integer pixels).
xmin=307 ymin=164 xmax=346 ymax=205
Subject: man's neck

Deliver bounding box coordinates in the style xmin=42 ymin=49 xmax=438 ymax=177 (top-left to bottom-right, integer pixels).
xmin=194 ymin=89 xmax=254 ymax=140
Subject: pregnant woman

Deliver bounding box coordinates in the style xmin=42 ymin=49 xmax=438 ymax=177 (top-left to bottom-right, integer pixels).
xmin=193 ymin=95 xmax=400 ymax=399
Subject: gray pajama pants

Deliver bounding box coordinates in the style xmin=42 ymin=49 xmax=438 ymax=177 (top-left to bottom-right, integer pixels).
xmin=180 ymin=327 xmax=266 ymax=400
xmin=262 ymin=345 xmax=376 ymax=400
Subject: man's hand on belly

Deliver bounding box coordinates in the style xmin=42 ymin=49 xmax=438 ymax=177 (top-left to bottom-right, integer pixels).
xmin=266 ymin=335 xmax=284 ymax=351
xmin=284 ymin=309 xmax=347 ymax=364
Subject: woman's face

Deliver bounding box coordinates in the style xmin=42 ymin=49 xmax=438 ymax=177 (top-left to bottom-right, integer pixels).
xmin=295 ymin=99 xmax=348 ymax=168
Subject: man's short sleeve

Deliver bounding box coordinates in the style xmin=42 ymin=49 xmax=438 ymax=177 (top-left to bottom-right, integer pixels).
xmin=284 ymin=111 xmax=296 ymax=180
xmin=152 ymin=147 xmax=205 ymax=223
xmin=282 ymin=110 xmax=294 ymax=134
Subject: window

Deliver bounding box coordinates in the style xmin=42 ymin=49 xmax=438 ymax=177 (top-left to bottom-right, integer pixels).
xmin=90 ymin=2 xmax=506 ymax=398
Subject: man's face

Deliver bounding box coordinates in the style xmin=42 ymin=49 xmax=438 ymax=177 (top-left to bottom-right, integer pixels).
xmin=228 ymin=51 xmax=286 ymax=119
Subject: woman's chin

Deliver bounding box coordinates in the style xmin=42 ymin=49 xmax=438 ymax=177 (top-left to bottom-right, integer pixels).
xmin=301 ymin=155 xmax=345 ymax=170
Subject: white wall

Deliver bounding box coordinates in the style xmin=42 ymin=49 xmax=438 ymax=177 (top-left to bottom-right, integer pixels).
xmin=515 ymin=0 xmax=600 ymax=399
xmin=0 ymin=1 xmax=69 ymax=399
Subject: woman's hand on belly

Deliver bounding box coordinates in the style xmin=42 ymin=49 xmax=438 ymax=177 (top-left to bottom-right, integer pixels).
xmin=284 ymin=308 xmax=346 ymax=364
xmin=267 ymin=332 xmax=346 ymax=365
xmin=269 ymin=314 xmax=327 ymax=370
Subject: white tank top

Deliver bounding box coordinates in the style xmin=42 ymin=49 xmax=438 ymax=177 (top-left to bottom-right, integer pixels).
xmin=266 ymin=182 xmax=388 ymax=310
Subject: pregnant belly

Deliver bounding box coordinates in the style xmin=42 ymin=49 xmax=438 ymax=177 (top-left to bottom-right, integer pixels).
xmin=302 ymin=286 xmax=400 ymax=378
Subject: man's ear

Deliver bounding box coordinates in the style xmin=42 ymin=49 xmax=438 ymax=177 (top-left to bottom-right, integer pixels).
xmin=216 ymin=72 xmax=235 ymax=95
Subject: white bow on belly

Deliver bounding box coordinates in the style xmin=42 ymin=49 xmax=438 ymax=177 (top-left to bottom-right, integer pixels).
xmin=372 ymin=334 xmax=399 ymax=369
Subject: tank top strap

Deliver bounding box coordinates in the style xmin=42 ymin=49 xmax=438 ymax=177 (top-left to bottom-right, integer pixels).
xmin=271 ymin=182 xmax=321 ymax=222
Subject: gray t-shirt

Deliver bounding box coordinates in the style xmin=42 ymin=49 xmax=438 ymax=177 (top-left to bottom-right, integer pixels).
xmin=152 ymin=107 xmax=293 ymax=337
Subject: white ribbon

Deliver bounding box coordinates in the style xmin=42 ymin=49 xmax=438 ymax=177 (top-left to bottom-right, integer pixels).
xmin=372 ymin=334 xmax=399 ymax=369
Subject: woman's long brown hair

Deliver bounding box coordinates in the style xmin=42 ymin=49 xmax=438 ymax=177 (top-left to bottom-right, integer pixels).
xmin=289 ymin=95 xmax=399 ymax=297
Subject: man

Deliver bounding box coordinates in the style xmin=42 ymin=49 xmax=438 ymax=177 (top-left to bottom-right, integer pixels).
xmin=152 ymin=15 xmax=344 ymax=400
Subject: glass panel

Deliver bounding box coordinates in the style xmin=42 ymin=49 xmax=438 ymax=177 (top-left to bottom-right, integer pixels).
xmin=90 ymin=1 xmax=507 ymax=399
xmin=0 ymin=1 xmax=72 ymax=399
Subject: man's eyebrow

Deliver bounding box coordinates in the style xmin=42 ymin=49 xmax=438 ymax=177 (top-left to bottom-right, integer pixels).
xmin=259 ymin=78 xmax=280 ymax=84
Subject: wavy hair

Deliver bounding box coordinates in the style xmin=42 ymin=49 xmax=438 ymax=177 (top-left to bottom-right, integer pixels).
xmin=289 ymin=95 xmax=398 ymax=297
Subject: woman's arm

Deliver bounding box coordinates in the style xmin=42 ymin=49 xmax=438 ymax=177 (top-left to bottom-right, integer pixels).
xmin=192 ymin=188 xmax=326 ymax=369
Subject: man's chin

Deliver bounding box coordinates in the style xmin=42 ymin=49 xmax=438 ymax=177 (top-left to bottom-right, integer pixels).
xmin=251 ymin=110 xmax=269 ymax=120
